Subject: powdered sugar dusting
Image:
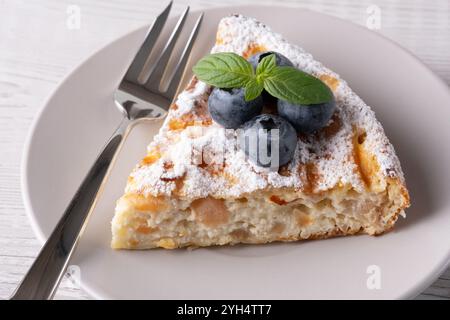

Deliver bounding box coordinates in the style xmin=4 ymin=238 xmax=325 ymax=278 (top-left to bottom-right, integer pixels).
xmin=127 ymin=15 xmax=405 ymax=199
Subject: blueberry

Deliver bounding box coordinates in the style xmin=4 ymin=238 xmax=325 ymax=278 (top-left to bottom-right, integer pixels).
xmin=208 ymin=87 xmax=263 ymax=129
xmin=238 ymin=114 xmax=297 ymax=168
xmin=247 ymin=51 xmax=294 ymax=70
xmin=277 ymin=96 xmax=336 ymax=133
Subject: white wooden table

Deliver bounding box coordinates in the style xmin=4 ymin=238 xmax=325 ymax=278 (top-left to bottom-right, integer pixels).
xmin=0 ymin=0 xmax=449 ymax=300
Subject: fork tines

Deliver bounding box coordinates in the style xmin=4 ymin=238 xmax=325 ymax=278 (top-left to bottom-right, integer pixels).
xmin=124 ymin=1 xmax=203 ymax=100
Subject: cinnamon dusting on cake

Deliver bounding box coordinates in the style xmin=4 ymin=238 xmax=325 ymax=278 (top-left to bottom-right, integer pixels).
xmin=172 ymin=175 xmax=186 ymax=196
xmin=163 ymin=161 xmax=174 ymax=170
xmin=321 ymin=113 xmax=342 ymax=139
xmin=186 ymin=76 xmax=199 ymax=92
xmin=278 ymin=165 xmax=291 ymax=177
xmin=299 ymin=163 xmax=320 ymax=194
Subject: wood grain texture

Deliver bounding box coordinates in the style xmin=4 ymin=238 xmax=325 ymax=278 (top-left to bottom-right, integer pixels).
xmin=0 ymin=0 xmax=448 ymax=300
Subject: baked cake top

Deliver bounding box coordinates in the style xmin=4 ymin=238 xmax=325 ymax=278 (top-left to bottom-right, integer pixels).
xmin=125 ymin=14 xmax=406 ymax=199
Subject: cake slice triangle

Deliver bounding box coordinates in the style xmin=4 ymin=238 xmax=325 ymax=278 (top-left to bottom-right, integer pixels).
xmin=111 ymin=14 xmax=409 ymax=249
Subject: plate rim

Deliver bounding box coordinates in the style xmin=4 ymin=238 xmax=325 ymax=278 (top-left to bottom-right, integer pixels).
xmin=20 ymin=4 xmax=450 ymax=300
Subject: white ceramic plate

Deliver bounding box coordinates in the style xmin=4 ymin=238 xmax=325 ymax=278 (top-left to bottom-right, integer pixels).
xmin=22 ymin=6 xmax=450 ymax=299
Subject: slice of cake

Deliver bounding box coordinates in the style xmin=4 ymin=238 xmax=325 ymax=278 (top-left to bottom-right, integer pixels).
xmin=111 ymin=14 xmax=410 ymax=249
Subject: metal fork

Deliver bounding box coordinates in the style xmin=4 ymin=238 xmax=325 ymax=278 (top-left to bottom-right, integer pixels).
xmin=11 ymin=2 xmax=203 ymax=300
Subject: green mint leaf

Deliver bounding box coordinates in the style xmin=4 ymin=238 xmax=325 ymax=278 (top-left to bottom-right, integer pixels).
xmin=256 ymin=53 xmax=276 ymax=80
xmin=244 ymin=79 xmax=264 ymax=101
xmin=263 ymin=66 xmax=333 ymax=105
xmin=192 ymin=52 xmax=254 ymax=88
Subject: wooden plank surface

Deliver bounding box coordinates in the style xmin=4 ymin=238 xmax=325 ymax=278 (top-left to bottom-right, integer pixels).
xmin=0 ymin=0 xmax=448 ymax=300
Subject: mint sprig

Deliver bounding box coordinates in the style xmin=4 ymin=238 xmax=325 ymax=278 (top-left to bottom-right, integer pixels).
xmin=244 ymin=79 xmax=264 ymax=101
xmin=192 ymin=52 xmax=333 ymax=105
xmin=256 ymin=53 xmax=276 ymax=79
xmin=191 ymin=52 xmax=254 ymax=88
xmin=263 ymin=67 xmax=333 ymax=105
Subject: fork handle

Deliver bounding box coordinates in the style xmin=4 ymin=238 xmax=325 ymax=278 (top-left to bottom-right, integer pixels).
xmin=11 ymin=118 xmax=130 ymax=300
